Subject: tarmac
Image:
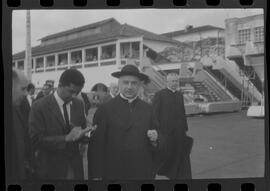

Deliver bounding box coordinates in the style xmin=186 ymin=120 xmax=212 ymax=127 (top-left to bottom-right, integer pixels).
xmin=86 ymin=109 xmax=265 ymax=180
xmin=187 ymin=110 xmax=265 ymax=179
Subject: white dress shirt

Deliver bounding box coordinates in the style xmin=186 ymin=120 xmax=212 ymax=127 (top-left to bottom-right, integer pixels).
xmin=54 ymin=91 xmax=72 ymax=123
xmin=26 ymin=94 xmax=34 ymax=107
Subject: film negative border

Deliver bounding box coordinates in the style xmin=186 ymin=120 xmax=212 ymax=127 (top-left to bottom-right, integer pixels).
xmin=3 ymin=0 xmax=268 ymax=191
xmin=4 ymin=0 xmax=265 ymax=8
xmin=5 ymin=179 xmax=269 ymax=190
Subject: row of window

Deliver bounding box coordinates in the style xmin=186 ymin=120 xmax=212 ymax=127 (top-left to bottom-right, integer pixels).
xmin=238 ymin=26 xmax=264 ymax=44
xmin=13 ymin=42 xmax=141 ymax=71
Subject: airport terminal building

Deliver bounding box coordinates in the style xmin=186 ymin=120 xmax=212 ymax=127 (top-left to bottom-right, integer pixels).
xmin=12 ymin=16 xmax=264 ymax=115
xmin=12 ymin=18 xmax=180 ymax=91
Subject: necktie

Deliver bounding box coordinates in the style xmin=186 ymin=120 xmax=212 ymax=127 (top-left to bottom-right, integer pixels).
xmin=63 ymin=102 xmax=70 ymax=132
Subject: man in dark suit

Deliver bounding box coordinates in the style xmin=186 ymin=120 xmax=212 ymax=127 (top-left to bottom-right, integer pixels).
xmin=152 ymin=73 xmax=193 ymax=179
xmin=19 ymin=83 xmax=36 ymax=177
xmin=8 ymin=69 xmax=29 ymax=180
xmin=20 ymin=83 xmax=35 ymax=124
xmin=35 ymin=83 xmax=52 ymax=100
xmin=29 ymin=69 xmax=92 ymax=179
xmin=88 ymin=64 xmax=159 ymax=180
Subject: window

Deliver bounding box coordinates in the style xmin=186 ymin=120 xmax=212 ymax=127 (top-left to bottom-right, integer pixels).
xmin=58 ymin=53 xmax=68 ymax=66
xmin=85 ymin=47 xmax=98 ymax=62
xmin=17 ymin=60 xmax=24 ymax=70
xmin=120 ymin=43 xmax=130 ymax=58
xmin=36 ymin=57 xmax=44 ymax=69
xmin=238 ymin=29 xmax=251 ymax=44
xmin=132 ymin=42 xmax=140 ymax=58
xmin=32 ymin=59 xmax=34 ymax=69
xmin=254 ymin=26 xmax=264 ymax=42
xmin=12 ymin=62 xmax=15 ymax=67
xmin=71 ymin=50 xmax=82 ymax=64
xmin=120 ymin=42 xmax=140 ymax=59
xmin=101 ymin=44 xmax=116 ymax=60
xmin=46 ymin=55 xmax=55 ymax=67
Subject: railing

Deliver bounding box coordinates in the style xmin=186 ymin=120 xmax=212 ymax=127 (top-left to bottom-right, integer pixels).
xmin=219 ymin=59 xmax=262 ymax=103
xmin=198 ymin=70 xmax=233 ymax=101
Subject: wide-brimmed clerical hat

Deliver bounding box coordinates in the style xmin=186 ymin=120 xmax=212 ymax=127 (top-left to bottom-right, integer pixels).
xmin=111 ymin=64 xmax=150 ymax=83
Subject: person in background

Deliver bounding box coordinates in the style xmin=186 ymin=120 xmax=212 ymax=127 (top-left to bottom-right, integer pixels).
xmin=29 ymin=69 xmax=93 ymax=179
xmin=8 ymin=68 xmax=31 ymax=180
xmin=77 ymin=92 xmax=91 ymax=116
xmin=19 ymin=83 xmax=36 ymax=177
xmin=91 ymin=83 xmax=108 ymax=106
xmin=152 ymin=73 xmax=193 ymax=179
xmin=88 ymin=64 xmax=159 ymax=180
xmin=102 ymin=82 xmax=119 ymax=103
xmin=35 ymin=83 xmax=52 ymax=100
xmin=109 ymin=82 xmax=119 ymax=98
xmin=77 ymin=91 xmax=92 ymax=180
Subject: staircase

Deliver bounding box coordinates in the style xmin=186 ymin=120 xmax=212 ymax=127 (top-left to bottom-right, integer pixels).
xmin=205 ymin=67 xmax=242 ymax=101
xmin=206 ymin=56 xmax=262 ymax=103
xmin=194 ymin=69 xmax=235 ymax=101
xmin=191 ymin=81 xmax=221 ymax=102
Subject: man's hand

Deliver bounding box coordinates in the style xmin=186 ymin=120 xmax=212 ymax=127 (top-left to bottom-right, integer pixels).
xmin=65 ymin=127 xmax=81 ymax=142
xmin=85 ymin=124 xmax=98 ymax=137
xmin=65 ymin=126 xmax=93 ymax=142
xmin=147 ymin=130 xmax=158 ymax=142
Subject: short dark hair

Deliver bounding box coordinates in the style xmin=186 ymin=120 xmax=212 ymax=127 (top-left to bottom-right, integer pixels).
xmin=44 ymin=83 xmax=52 ymax=89
xmin=59 ymin=69 xmax=85 ymax=87
xmin=27 ymin=83 xmax=35 ymax=91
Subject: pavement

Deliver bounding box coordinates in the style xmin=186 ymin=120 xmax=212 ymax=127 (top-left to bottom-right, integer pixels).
xmin=187 ymin=111 xmax=265 ymax=179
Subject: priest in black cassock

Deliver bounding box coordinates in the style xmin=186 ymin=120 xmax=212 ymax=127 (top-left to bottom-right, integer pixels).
xmin=152 ymin=73 xmax=193 ymax=179
xmin=87 ymin=64 xmax=159 ymax=180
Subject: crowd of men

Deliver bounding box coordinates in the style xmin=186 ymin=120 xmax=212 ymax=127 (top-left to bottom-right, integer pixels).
xmin=9 ymin=64 xmax=193 ymax=180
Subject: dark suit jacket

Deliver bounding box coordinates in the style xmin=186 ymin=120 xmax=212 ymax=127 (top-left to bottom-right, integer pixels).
xmin=88 ymin=95 xmax=158 ymax=180
xmin=35 ymin=91 xmax=44 ymax=101
xmin=19 ymin=96 xmax=35 ymax=174
xmin=9 ymin=105 xmax=28 ymax=180
xmin=152 ymin=88 xmax=192 ymax=179
xmin=29 ymin=94 xmax=86 ymax=179
xmin=20 ymin=96 xmax=31 ymax=130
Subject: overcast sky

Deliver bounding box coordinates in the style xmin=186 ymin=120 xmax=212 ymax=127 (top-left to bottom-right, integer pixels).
xmin=12 ymin=9 xmax=263 ymax=54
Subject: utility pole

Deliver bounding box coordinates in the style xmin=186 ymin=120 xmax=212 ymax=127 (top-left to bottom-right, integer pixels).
xmin=25 ymin=10 xmax=32 ymax=81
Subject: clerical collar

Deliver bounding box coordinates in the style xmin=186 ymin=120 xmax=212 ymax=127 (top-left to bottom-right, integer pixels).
xmin=167 ymin=87 xmax=177 ymax=93
xmin=120 ymin=93 xmax=138 ymax=103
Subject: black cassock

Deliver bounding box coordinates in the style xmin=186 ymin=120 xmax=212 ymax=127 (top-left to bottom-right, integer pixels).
xmin=152 ymin=88 xmax=193 ymax=179
xmin=88 ymin=95 xmax=157 ymax=180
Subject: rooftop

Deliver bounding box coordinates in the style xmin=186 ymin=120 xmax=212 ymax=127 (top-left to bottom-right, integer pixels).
xmin=13 ymin=18 xmax=180 ymax=60
xmin=40 ymin=18 xmax=119 ymax=41
xmin=162 ymin=25 xmax=224 ymax=38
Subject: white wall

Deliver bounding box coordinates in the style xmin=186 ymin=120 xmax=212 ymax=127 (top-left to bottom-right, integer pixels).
xmin=32 ymin=65 xmax=119 ymax=92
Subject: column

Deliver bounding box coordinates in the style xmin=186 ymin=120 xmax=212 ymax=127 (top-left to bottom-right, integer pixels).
xmin=116 ymin=41 xmax=120 ymax=66
xmin=68 ymin=51 xmax=71 ymax=68
xmin=82 ymin=49 xmax=85 ymax=68
xmin=55 ymin=54 xmax=58 ymax=69
xmin=139 ymin=38 xmax=143 ymax=64
xmin=98 ymin=46 xmax=101 ymax=66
